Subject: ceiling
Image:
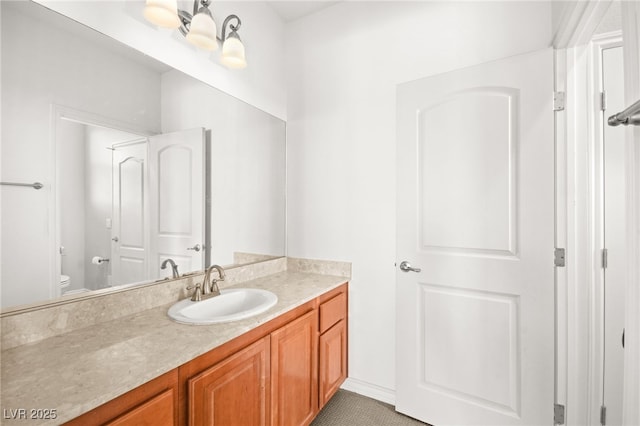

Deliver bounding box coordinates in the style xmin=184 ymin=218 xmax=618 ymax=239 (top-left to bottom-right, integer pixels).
xmin=267 ymin=1 xmax=341 ymax=23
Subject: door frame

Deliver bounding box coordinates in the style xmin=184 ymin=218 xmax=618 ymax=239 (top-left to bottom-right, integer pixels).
xmin=589 ymin=31 xmax=623 ymax=426
xmin=619 ymin=3 xmax=640 ymax=424
xmin=554 ymin=2 xmax=640 ymax=424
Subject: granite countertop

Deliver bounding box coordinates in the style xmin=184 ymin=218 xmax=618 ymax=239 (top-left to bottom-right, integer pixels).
xmin=0 ymin=271 xmax=348 ymax=425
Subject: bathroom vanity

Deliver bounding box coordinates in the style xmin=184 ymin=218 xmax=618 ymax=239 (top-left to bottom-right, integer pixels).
xmin=66 ymin=283 xmax=347 ymax=426
xmin=0 ymin=258 xmax=349 ymax=426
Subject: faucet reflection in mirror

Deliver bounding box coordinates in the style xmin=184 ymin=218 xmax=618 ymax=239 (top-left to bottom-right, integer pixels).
xmin=161 ymin=259 xmax=180 ymax=279
xmin=143 ymin=0 xmax=247 ymax=69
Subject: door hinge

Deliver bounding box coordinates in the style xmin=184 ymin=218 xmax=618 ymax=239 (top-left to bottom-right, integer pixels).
xmin=600 ymin=91 xmax=607 ymax=111
xmin=554 ymin=248 xmax=566 ymax=267
xmin=601 ymin=405 xmax=607 ymax=425
xmin=554 ymin=403 xmax=566 ymax=424
xmin=602 ymin=248 xmax=608 ymax=269
xmin=554 ymin=91 xmax=566 ymax=111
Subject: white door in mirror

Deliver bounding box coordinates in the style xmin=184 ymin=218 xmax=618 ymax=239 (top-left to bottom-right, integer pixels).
xmin=167 ymin=288 xmax=278 ymax=325
xmin=112 ymin=141 xmax=148 ymax=286
xmin=149 ymin=128 xmax=206 ymax=280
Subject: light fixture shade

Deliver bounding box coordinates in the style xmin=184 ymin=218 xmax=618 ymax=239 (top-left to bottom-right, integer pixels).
xmin=186 ymin=11 xmax=218 ymax=51
xmin=221 ymin=33 xmax=246 ymax=69
xmin=143 ymin=0 xmax=180 ymax=29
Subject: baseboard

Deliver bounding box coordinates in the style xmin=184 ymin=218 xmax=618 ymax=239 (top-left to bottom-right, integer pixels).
xmin=340 ymin=377 xmax=396 ymax=406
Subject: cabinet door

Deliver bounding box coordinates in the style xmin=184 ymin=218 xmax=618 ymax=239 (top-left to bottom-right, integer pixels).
xmin=63 ymin=370 xmax=178 ymax=426
xmin=319 ymin=319 xmax=347 ymax=408
xmin=270 ymin=310 xmax=318 ymax=426
xmin=106 ymin=389 xmax=175 ymax=426
xmin=188 ymin=337 xmax=270 ymax=426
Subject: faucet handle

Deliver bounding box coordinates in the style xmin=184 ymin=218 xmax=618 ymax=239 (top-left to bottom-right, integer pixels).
xmin=186 ymin=283 xmax=202 ymax=302
xmin=210 ymin=278 xmax=222 ymax=296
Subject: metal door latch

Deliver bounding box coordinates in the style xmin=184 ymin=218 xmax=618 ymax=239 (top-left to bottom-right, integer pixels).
xmin=399 ymin=261 xmax=421 ymax=273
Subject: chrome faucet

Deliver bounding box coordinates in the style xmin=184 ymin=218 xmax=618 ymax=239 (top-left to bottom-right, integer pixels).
xmin=161 ymin=258 xmax=180 ymax=279
xmin=201 ymin=264 xmax=226 ymax=298
xmin=186 ymin=264 xmax=226 ymax=302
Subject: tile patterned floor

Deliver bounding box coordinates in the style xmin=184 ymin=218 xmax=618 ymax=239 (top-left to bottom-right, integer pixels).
xmin=311 ymin=390 xmax=428 ymax=426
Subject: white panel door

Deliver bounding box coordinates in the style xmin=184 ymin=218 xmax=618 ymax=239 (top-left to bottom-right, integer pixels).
xmin=396 ymin=49 xmax=554 ymax=426
xmin=148 ymin=128 xmax=204 ymax=278
xmin=112 ymin=140 xmax=148 ymax=286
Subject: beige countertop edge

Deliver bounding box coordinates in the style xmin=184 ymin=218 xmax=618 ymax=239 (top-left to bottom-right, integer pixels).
xmin=0 ymin=271 xmax=348 ymax=425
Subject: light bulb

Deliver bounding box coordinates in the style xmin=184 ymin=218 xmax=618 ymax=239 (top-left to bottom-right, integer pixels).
xmin=143 ymin=0 xmax=180 ymax=29
xmin=221 ymin=33 xmax=246 ymax=69
xmin=186 ymin=10 xmax=218 ymax=51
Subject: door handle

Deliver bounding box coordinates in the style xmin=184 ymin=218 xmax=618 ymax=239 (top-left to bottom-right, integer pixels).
xmin=399 ymin=261 xmax=421 ymax=273
xmin=187 ymin=244 xmax=201 ymax=252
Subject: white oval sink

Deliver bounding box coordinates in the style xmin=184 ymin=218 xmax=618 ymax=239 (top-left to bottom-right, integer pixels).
xmin=168 ymin=288 xmax=278 ymax=325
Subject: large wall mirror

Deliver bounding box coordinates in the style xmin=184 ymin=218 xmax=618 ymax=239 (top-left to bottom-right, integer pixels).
xmin=0 ymin=1 xmax=286 ymax=311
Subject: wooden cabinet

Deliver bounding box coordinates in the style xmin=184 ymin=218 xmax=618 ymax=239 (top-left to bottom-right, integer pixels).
xmin=183 ymin=283 xmax=348 ymax=426
xmin=188 ymin=337 xmax=270 ymax=426
xmin=270 ymin=310 xmax=318 ymax=426
xmin=318 ymin=291 xmax=348 ymax=409
xmin=319 ymin=319 xmax=347 ymax=408
xmin=63 ymin=369 xmax=178 ymax=426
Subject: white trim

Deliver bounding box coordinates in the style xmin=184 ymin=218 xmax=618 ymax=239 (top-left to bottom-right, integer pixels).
xmin=554 ymin=7 xmax=615 ymax=426
xmin=620 ymin=2 xmax=640 ymax=425
xmin=553 ymin=1 xmax=612 ymax=49
xmin=559 ymin=1 xmax=640 ymax=423
xmin=554 ymin=48 xmax=569 ymax=422
xmin=588 ymin=32 xmax=624 ymax=426
xmin=556 ymin=43 xmax=595 ymax=426
xmin=341 ymin=377 xmax=395 ymax=406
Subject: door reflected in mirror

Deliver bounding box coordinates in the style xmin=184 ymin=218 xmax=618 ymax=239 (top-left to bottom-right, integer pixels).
xmin=57 ymin=116 xmax=210 ymax=297
xmin=111 ymin=137 xmax=151 ymax=287
xmin=57 ymin=120 xmax=148 ymax=294
xmin=56 ymin=112 xmax=208 ymax=296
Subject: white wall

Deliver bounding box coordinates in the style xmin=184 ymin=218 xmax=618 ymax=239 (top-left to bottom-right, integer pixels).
xmin=35 ymin=0 xmax=287 ymax=121
xmin=285 ymin=1 xmax=553 ymax=398
xmin=0 ymin=1 xmax=161 ymax=308
xmin=161 ymin=70 xmax=286 ymax=266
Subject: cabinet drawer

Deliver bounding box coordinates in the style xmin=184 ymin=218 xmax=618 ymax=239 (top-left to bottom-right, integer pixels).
xmin=319 ymin=292 xmax=346 ymax=333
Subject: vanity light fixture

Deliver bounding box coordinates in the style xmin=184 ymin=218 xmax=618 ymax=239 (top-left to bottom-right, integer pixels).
xmin=143 ymin=0 xmax=247 ymax=69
